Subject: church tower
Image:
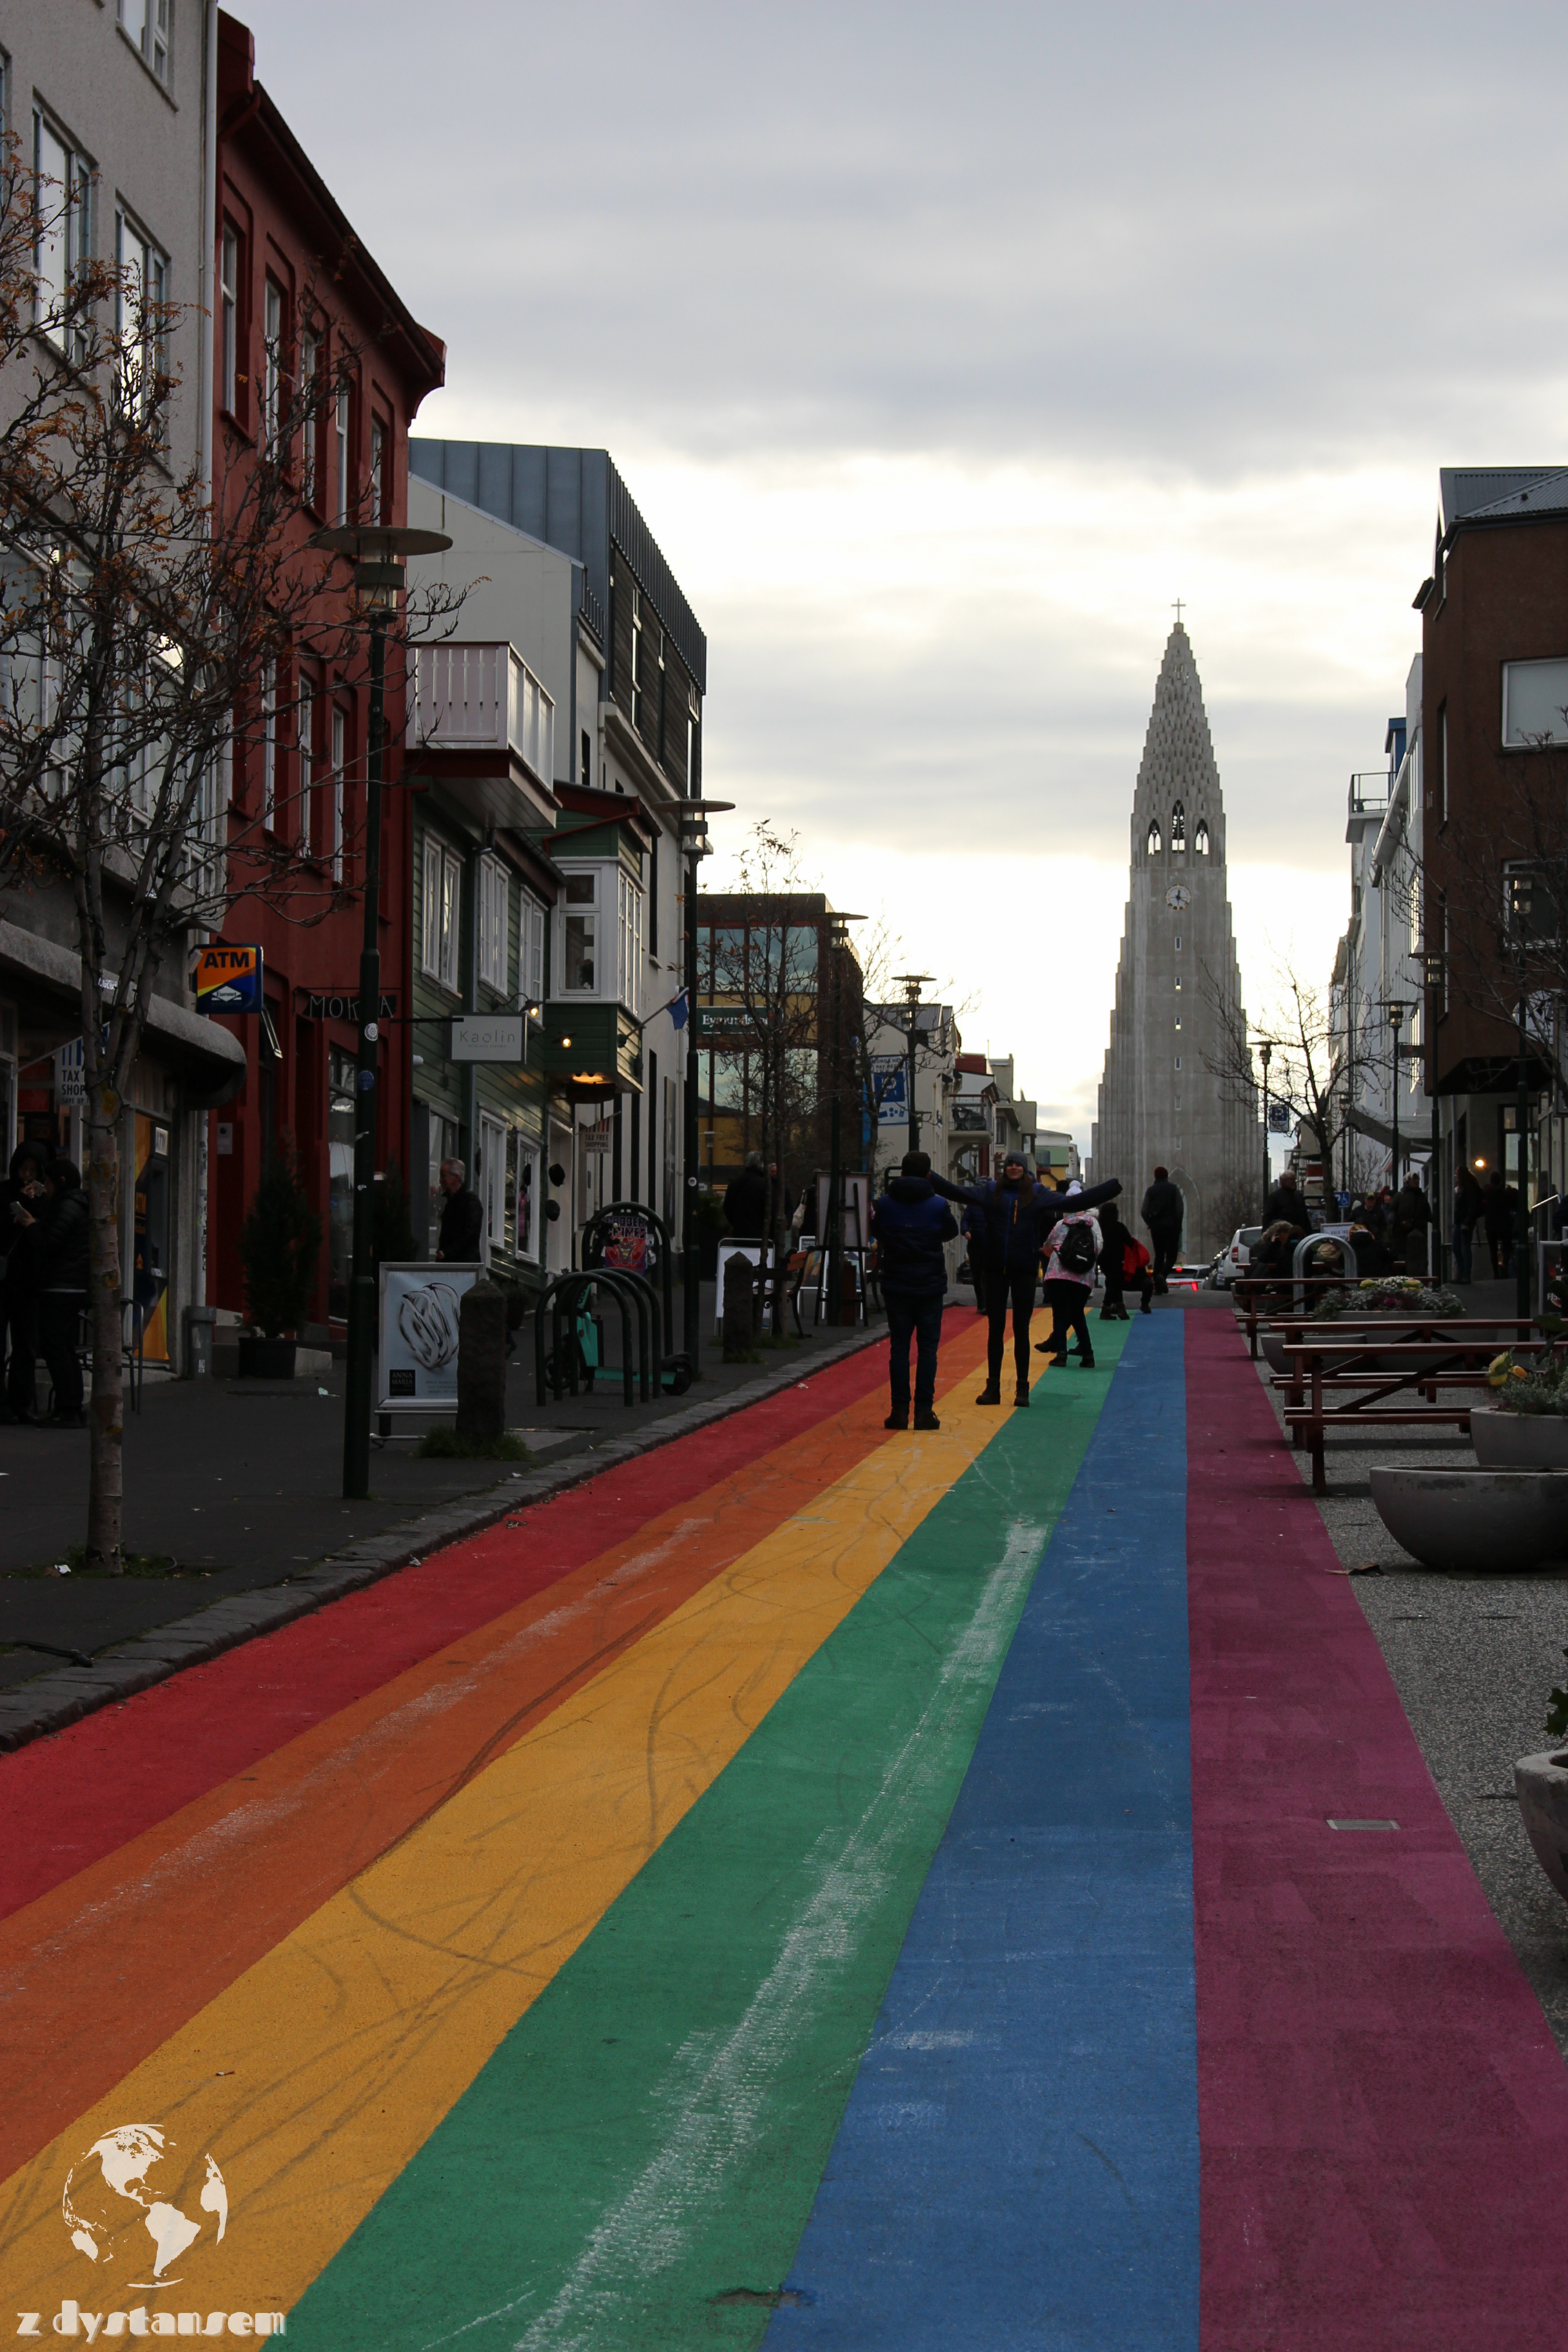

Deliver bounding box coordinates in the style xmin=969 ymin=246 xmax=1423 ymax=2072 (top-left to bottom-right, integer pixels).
xmin=1090 ymin=622 xmax=1257 ymax=1259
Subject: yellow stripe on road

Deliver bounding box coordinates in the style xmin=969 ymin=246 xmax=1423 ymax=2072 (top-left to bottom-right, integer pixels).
xmin=0 ymin=1396 xmax=1014 ymax=2323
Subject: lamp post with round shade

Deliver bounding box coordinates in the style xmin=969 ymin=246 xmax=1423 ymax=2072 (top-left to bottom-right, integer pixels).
xmin=309 ymin=523 xmax=451 ymax=1500
xmin=1257 ymin=1039 xmax=1273 ymax=1218
xmin=677 ymin=798 xmax=732 ymax=1365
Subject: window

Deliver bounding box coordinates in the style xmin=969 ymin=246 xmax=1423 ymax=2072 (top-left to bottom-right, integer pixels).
xmin=512 ymin=1135 xmax=539 ymax=1262
xmin=297 ymin=675 xmax=314 ymax=847
xmin=115 ymin=209 xmax=167 ymax=417
xmin=1502 ymin=662 xmax=1568 ymax=746
xmin=478 ymin=854 xmax=510 ymax=993
xmin=1174 ymin=1056 xmax=1182 ymax=1071
xmin=34 ymin=116 xmax=92 ymax=351
xmin=1195 ymin=818 xmax=1210 ymax=855
xmin=478 ymin=1114 xmax=505 ymax=1264
xmin=369 ymin=416 xmax=386 ymax=523
xmin=630 ymin=588 xmax=644 ymax=730
xmin=299 ymin=331 xmax=318 ymax=505
xmin=259 ymin=657 xmax=276 ymax=826
xmin=519 ymin=892 xmax=545 ymax=1005
xmin=330 ymin=704 xmax=345 ymax=881
xmin=220 ymin=223 xmax=239 ymax=412
xmin=421 ymin=837 xmax=462 ymax=990
xmin=520 ymin=665 xmax=554 ymax=783
xmin=1146 ymin=818 xmax=1161 ymax=855
xmin=260 ymin=278 xmax=284 ymax=456
xmin=1171 ymin=801 xmax=1186 ymax=852
xmin=1174 ymin=975 xmax=1181 ymax=990
xmin=647 ymin=836 xmax=658 ymax=956
xmin=335 ymin=383 xmax=351 ymax=524
xmin=618 ymin=868 xmax=644 ymax=1013
xmin=118 ymin=0 xmax=170 ymax=84
xmin=561 ymin=871 xmax=597 ymax=993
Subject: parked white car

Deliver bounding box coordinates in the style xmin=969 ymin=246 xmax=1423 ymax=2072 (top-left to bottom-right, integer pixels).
xmin=1212 ymin=1226 xmax=1264 ymax=1289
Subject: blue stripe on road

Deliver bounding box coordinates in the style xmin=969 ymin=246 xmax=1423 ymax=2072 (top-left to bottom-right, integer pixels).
xmin=765 ymin=1314 xmax=1197 ymax=2352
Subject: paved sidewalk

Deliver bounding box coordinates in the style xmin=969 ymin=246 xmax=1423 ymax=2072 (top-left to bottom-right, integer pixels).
xmin=0 ymin=1289 xmax=886 ymax=1698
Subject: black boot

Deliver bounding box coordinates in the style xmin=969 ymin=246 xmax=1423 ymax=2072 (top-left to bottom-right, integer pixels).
xmin=1014 ymin=1378 xmax=1030 ymax=1407
xmin=913 ymin=1406 xmax=941 ymax=1431
xmin=884 ymin=1409 xmax=909 ymax=1431
xmin=976 ymin=1380 xmax=1002 ymax=1405
xmin=1078 ymin=1352 xmax=1096 ymax=1371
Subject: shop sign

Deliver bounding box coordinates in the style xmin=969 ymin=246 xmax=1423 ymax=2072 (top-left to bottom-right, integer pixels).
xmin=194 ymin=944 xmax=264 ymax=1014
xmin=583 ymin=1120 xmax=612 ymax=1156
xmin=58 ymin=1038 xmax=85 ymax=1104
xmin=1267 ymin=1101 xmax=1293 ymax=1134
xmin=694 ymin=1006 xmax=753 ymax=1041
xmin=450 ymin=1013 xmax=526 ymax=1063
xmin=302 ymin=990 xmax=399 ymax=1021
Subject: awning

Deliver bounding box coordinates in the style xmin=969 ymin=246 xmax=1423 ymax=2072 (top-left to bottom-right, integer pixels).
xmin=0 ymin=917 xmax=248 ymax=1083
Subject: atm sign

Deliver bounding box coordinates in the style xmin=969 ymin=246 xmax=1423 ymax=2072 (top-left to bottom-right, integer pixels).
xmin=194 ymin=943 xmax=264 ymax=1014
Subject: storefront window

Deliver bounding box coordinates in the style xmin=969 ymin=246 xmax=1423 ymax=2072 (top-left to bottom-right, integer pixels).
xmin=327 ymin=1045 xmax=355 ymax=1320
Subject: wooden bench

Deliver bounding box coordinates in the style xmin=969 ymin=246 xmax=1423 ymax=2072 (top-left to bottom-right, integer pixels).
xmin=1234 ymin=1275 xmax=1354 ymax=1357
xmin=1264 ymin=1319 xmax=1540 ymax=1408
xmin=1278 ymin=1337 xmax=1562 ymax=1493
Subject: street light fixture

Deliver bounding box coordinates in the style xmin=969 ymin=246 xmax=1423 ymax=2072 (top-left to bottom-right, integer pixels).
xmin=824 ymin=913 xmax=866 ymax=1325
xmin=893 ymin=973 xmax=935 ymax=1155
xmin=678 ymin=797 xmax=733 ymax=1365
xmin=1256 ymin=1038 xmax=1274 ymax=1217
xmin=309 ymin=523 xmax=451 ymax=1501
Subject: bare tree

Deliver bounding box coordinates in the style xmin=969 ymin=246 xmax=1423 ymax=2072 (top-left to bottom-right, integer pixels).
xmin=0 ymin=149 xmax=459 ymax=1567
xmin=1203 ymin=949 xmax=1390 ymax=1208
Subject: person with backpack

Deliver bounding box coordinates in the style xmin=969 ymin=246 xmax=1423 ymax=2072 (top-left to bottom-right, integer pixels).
xmin=1038 ymin=1184 xmax=1102 ymax=1369
xmin=869 ymin=1150 xmax=960 ymax=1431
xmin=937 ymin=1153 xmax=1122 ymax=1406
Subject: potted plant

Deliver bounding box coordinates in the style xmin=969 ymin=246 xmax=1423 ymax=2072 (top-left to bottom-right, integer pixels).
xmin=238 ymin=1144 xmax=322 ymax=1379
xmin=1472 ymin=1342 xmax=1568 ymax=1468
xmin=1259 ymin=1274 xmax=1469 ymax=1374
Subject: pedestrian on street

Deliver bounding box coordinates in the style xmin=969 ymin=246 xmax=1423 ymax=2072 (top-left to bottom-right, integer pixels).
xmin=960 ymin=1202 xmax=988 ymax=1314
xmin=1452 ymin=1166 xmax=1483 ymax=1285
xmin=435 ymin=1158 xmax=485 ymax=1261
xmin=1038 ymin=1184 xmax=1102 ymax=1369
xmin=0 ymin=1141 xmax=47 ymax=1421
xmin=723 ymin=1151 xmax=769 ymax=1238
xmin=1391 ymin=1170 xmax=1432 ymax=1275
xmin=1098 ymin=1209 xmax=1152 ymax=1321
xmin=1140 ymin=1166 xmax=1185 ymax=1293
xmin=869 ymin=1150 xmax=958 ymax=1431
xmin=1264 ymin=1169 xmax=1313 ymax=1235
xmin=8 ymin=1157 xmax=90 ymax=1426
xmin=1482 ymin=1170 xmax=1519 ymax=1279
xmin=938 ymin=1155 xmax=1122 ymax=1407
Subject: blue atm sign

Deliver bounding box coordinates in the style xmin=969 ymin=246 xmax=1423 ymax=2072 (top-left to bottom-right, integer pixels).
xmin=194 ymin=944 xmax=263 ymax=1014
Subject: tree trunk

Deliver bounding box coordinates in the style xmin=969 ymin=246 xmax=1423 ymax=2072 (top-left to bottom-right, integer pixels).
xmin=84 ymin=1087 xmax=125 ymax=1573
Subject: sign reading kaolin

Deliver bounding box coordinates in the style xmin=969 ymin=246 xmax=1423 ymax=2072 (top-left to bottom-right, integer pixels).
xmin=192 ymin=944 xmax=263 ymax=1016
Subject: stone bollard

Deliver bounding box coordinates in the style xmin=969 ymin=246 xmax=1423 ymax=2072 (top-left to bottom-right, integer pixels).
xmin=457 ymin=1275 xmax=508 ymax=1443
xmin=722 ymin=1253 xmax=757 ymax=1363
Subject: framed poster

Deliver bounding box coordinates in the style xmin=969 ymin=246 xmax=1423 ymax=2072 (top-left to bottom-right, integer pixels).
xmin=814 ymin=1171 xmax=870 ymax=1248
xmin=377 ymin=1262 xmax=481 ymax=1414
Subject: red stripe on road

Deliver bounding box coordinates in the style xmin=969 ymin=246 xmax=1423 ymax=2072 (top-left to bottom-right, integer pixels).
xmin=0 ymin=1338 xmax=897 ymax=1918
xmin=1186 ymin=1311 xmax=1568 ymax=2350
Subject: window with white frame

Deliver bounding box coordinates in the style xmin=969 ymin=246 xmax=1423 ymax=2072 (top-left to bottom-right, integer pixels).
xmin=34 ymin=115 xmax=92 ymax=352
xmin=519 ymin=664 xmax=554 ymax=784
xmin=329 ymin=704 xmax=345 ymax=880
xmin=261 ymin=279 xmax=283 ymax=456
xmin=558 ymin=870 xmax=597 ymax=993
xmin=259 ymin=657 xmax=276 ymax=826
xmin=118 ymin=0 xmax=170 ymax=84
xmin=1503 ymin=658 xmax=1568 ymax=747
xmin=478 ymin=854 xmax=510 ymax=994
xmin=334 ymin=383 xmax=351 ymax=523
xmin=115 ymin=208 xmax=167 ymax=417
xmin=519 ymin=892 xmax=545 ymax=1006
xmin=422 ymin=836 xmax=462 ymax=991
xmin=618 ymin=868 xmax=643 ymax=1014
xmin=478 ymin=1113 xmax=505 ymax=1265
xmin=220 ymin=222 xmax=239 ymax=413
xmin=511 ymin=1135 xmax=539 ymax=1262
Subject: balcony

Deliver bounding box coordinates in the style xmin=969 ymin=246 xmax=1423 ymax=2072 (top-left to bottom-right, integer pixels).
xmin=406 ymin=642 xmax=558 ymax=832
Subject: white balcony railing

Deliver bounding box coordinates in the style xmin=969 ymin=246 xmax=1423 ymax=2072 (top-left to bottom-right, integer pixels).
xmin=409 ymin=642 xmax=555 ymax=786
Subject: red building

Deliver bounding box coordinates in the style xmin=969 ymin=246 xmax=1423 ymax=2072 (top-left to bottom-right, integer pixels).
xmin=206 ymin=12 xmax=446 ymax=1333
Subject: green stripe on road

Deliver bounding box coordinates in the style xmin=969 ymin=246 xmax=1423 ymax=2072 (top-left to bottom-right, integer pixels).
xmin=288 ymin=1325 xmax=1131 ymax=2352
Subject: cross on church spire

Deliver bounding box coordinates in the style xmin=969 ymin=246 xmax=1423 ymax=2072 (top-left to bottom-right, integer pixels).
xmin=1172 ymin=599 xmax=1186 ymax=625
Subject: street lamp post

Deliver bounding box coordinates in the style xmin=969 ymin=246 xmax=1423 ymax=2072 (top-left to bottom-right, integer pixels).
xmin=894 ymin=972 xmax=934 ymax=1159
xmin=310 ymin=524 xmax=451 ymax=1502
xmin=1258 ymin=1039 xmax=1273 ymax=1217
xmin=1386 ymin=1001 xmax=1411 ymax=1200
xmin=824 ymin=914 xmax=865 ymax=1325
xmin=678 ymin=798 xmax=732 ymax=1367
xmin=1516 ymin=976 xmax=1533 ymax=1320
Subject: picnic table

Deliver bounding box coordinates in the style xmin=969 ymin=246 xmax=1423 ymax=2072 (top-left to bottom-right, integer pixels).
xmin=1234 ymin=1274 xmax=1353 ymax=1357
xmin=1275 ymin=1333 xmax=1563 ymax=1494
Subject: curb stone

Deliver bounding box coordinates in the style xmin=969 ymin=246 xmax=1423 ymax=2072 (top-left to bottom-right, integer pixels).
xmin=0 ymin=1322 xmax=887 ymax=1754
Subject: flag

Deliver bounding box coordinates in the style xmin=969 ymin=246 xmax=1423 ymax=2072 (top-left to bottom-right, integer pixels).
xmin=670 ymin=990 xmax=689 ymax=1031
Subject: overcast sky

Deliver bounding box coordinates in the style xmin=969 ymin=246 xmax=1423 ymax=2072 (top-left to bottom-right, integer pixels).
xmin=248 ymin=0 xmax=1568 ymax=1138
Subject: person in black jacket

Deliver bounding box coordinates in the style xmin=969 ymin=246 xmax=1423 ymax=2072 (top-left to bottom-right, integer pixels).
xmin=11 ymin=1157 xmax=90 ymax=1426
xmin=1263 ymin=1170 xmax=1313 ymax=1236
xmin=435 ymin=1158 xmax=485 ymax=1261
xmin=0 ymin=1140 xmax=48 ymax=1421
xmin=1140 ymin=1165 xmax=1185 ymax=1293
xmin=870 ymin=1151 xmax=959 ymax=1431
xmin=723 ymin=1152 xmax=769 ymax=1239
xmin=938 ymin=1154 xmax=1122 ymax=1406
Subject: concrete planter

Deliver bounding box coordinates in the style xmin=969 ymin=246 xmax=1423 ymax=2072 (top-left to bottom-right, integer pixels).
xmin=1368 ymin=1465 xmax=1568 ymax=1573
xmin=1514 ymin=1750 xmax=1568 ymax=1905
xmin=1472 ymin=1406 xmax=1568 ymax=1471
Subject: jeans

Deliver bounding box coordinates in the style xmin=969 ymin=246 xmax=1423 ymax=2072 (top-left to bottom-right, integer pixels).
xmin=39 ymin=1289 xmax=85 ymax=1415
xmin=1149 ymin=1229 xmax=1181 ymax=1289
xmin=1486 ymin=1227 xmax=1513 ymax=1279
xmin=1452 ymin=1223 xmax=1473 ymax=1283
xmin=1044 ymin=1278 xmax=1094 ymax=1361
xmin=985 ymin=1265 xmax=1038 ymax=1385
xmin=885 ymin=1291 xmax=944 ymax=1416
